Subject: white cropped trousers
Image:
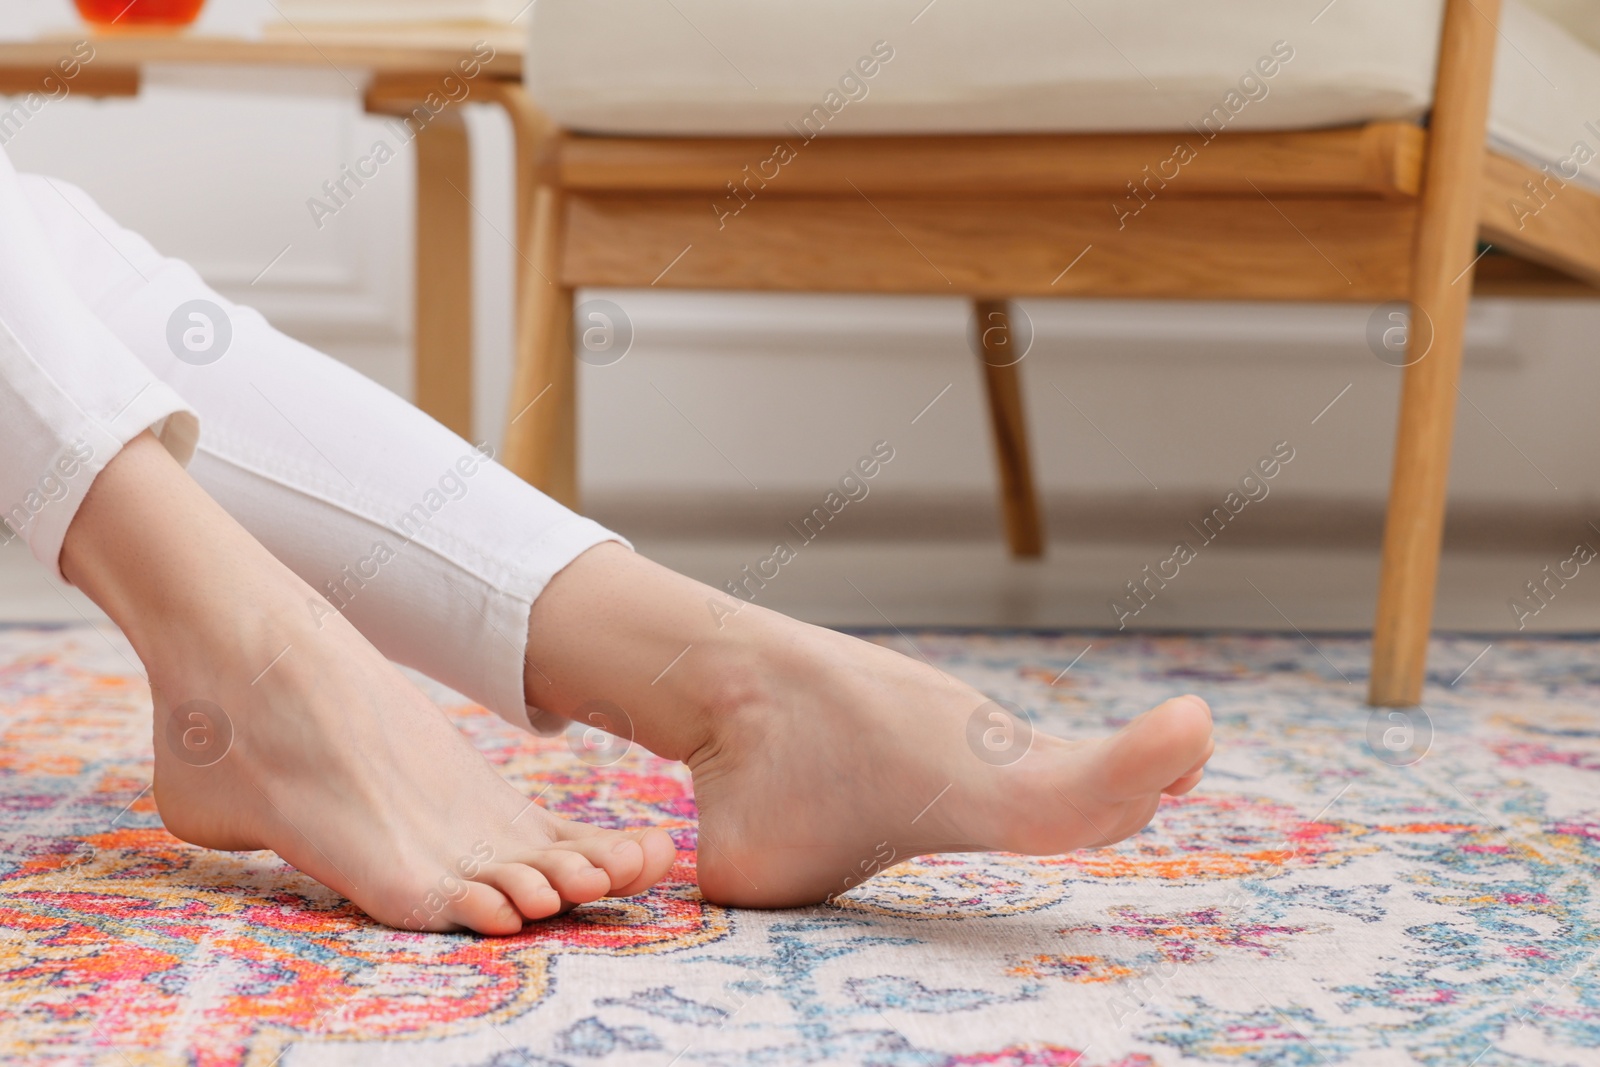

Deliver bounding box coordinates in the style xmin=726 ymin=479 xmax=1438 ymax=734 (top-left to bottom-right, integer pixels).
xmin=0 ymin=146 xmax=617 ymax=734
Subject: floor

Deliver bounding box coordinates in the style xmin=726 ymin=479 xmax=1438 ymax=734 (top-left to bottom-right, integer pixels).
xmin=6 ymin=535 xmax=1598 ymax=637
xmin=637 ymin=538 xmax=1600 ymax=636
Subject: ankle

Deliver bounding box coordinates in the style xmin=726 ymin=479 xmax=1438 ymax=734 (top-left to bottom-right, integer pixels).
xmin=666 ymin=605 xmax=880 ymax=765
xmin=61 ymin=431 xmax=313 ymax=668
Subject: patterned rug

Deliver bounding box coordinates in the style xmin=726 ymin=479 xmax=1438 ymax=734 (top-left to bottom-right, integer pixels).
xmin=2 ymin=624 xmax=1598 ymax=1067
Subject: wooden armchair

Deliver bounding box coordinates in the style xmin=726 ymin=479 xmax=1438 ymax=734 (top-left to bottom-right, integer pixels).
xmin=500 ymin=0 xmax=1600 ymax=707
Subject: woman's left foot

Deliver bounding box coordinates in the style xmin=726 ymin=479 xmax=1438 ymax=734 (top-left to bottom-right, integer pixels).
xmin=524 ymin=545 xmax=1215 ymax=910
xmin=687 ymin=625 xmax=1213 ymax=907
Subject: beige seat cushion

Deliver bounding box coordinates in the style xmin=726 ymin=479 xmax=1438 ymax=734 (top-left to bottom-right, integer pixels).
xmin=526 ymin=0 xmax=1443 ymax=137
xmin=527 ymin=0 xmax=1600 ymax=192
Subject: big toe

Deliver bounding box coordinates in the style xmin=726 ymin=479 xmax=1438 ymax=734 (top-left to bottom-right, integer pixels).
xmin=1099 ymin=694 xmax=1214 ymax=801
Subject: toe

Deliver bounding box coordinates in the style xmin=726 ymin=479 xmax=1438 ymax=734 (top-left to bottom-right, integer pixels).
xmin=442 ymin=881 xmax=525 ymax=936
xmin=548 ymin=833 xmax=647 ymax=894
xmin=551 ymin=824 xmax=678 ymax=897
xmin=611 ymin=829 xmax=678 ymax=896
xmin=484 ymin=863 xmax=563 ymax=922
xmin=1162 ymin=768 xmax=1205 ymax=796
xmin=1161 ymin=736 xmax=1215 ymax=797
xmin=1098 ymin=694 xmax=1214 ymax=801
xmin=525 ymin=848 xmax=611 ymax=905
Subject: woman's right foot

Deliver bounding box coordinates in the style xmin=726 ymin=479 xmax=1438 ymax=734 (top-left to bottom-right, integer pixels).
xmin=66 ymin=433 xmax=676 ymax=935
xmin=149 ymin=619 xmax=677 ymax=934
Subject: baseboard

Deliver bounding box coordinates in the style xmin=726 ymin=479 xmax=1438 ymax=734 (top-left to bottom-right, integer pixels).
xmin=572 ymin=289 xmax=1521 ymax=367
xmin=586 ymin=489 xmax=1598 ymax=553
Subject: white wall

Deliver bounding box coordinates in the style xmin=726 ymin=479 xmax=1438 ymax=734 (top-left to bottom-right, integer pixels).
xmin=6 ymin=0 xmax=1599 ymax=519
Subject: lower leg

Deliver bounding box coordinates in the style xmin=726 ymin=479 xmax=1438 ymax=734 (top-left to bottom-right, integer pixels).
xmin=526 ymin=544 xmax=1213 ymax=907
xmin=63 ymin=432 xmax=675 ymax=934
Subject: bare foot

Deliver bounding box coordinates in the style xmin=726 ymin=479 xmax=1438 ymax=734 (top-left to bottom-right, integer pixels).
xmin=150 ymin=622 xmax=677 ymax=934
xmin=520 ymin=545 xmax=1214 ymax=910
xmin=66 ymin=434 xmax=676 ymax=935
xmin=689 ymin=626 xmax=1213 ymax=907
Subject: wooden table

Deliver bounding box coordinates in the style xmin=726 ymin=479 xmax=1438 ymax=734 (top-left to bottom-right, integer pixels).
xmin=0 ymin=25 xmax=546 ymax=444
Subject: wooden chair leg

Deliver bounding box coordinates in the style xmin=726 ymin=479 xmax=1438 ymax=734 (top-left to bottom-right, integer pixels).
xmin=412 ymin=110 xmax=474 ymax=441
xmin=503 ymin=182 xmax=579 ymax=508
xmin=973 ymin=299 xmax=1044 ymax=558
xmin=477 ymin=85 xmax=579 ymax=506
xmin=1369 ymin=0 xmax=1501 ymax=706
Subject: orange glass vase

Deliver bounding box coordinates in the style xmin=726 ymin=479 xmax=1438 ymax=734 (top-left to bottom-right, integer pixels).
xmin=74 ymin=0 xmax=207 ymax=28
